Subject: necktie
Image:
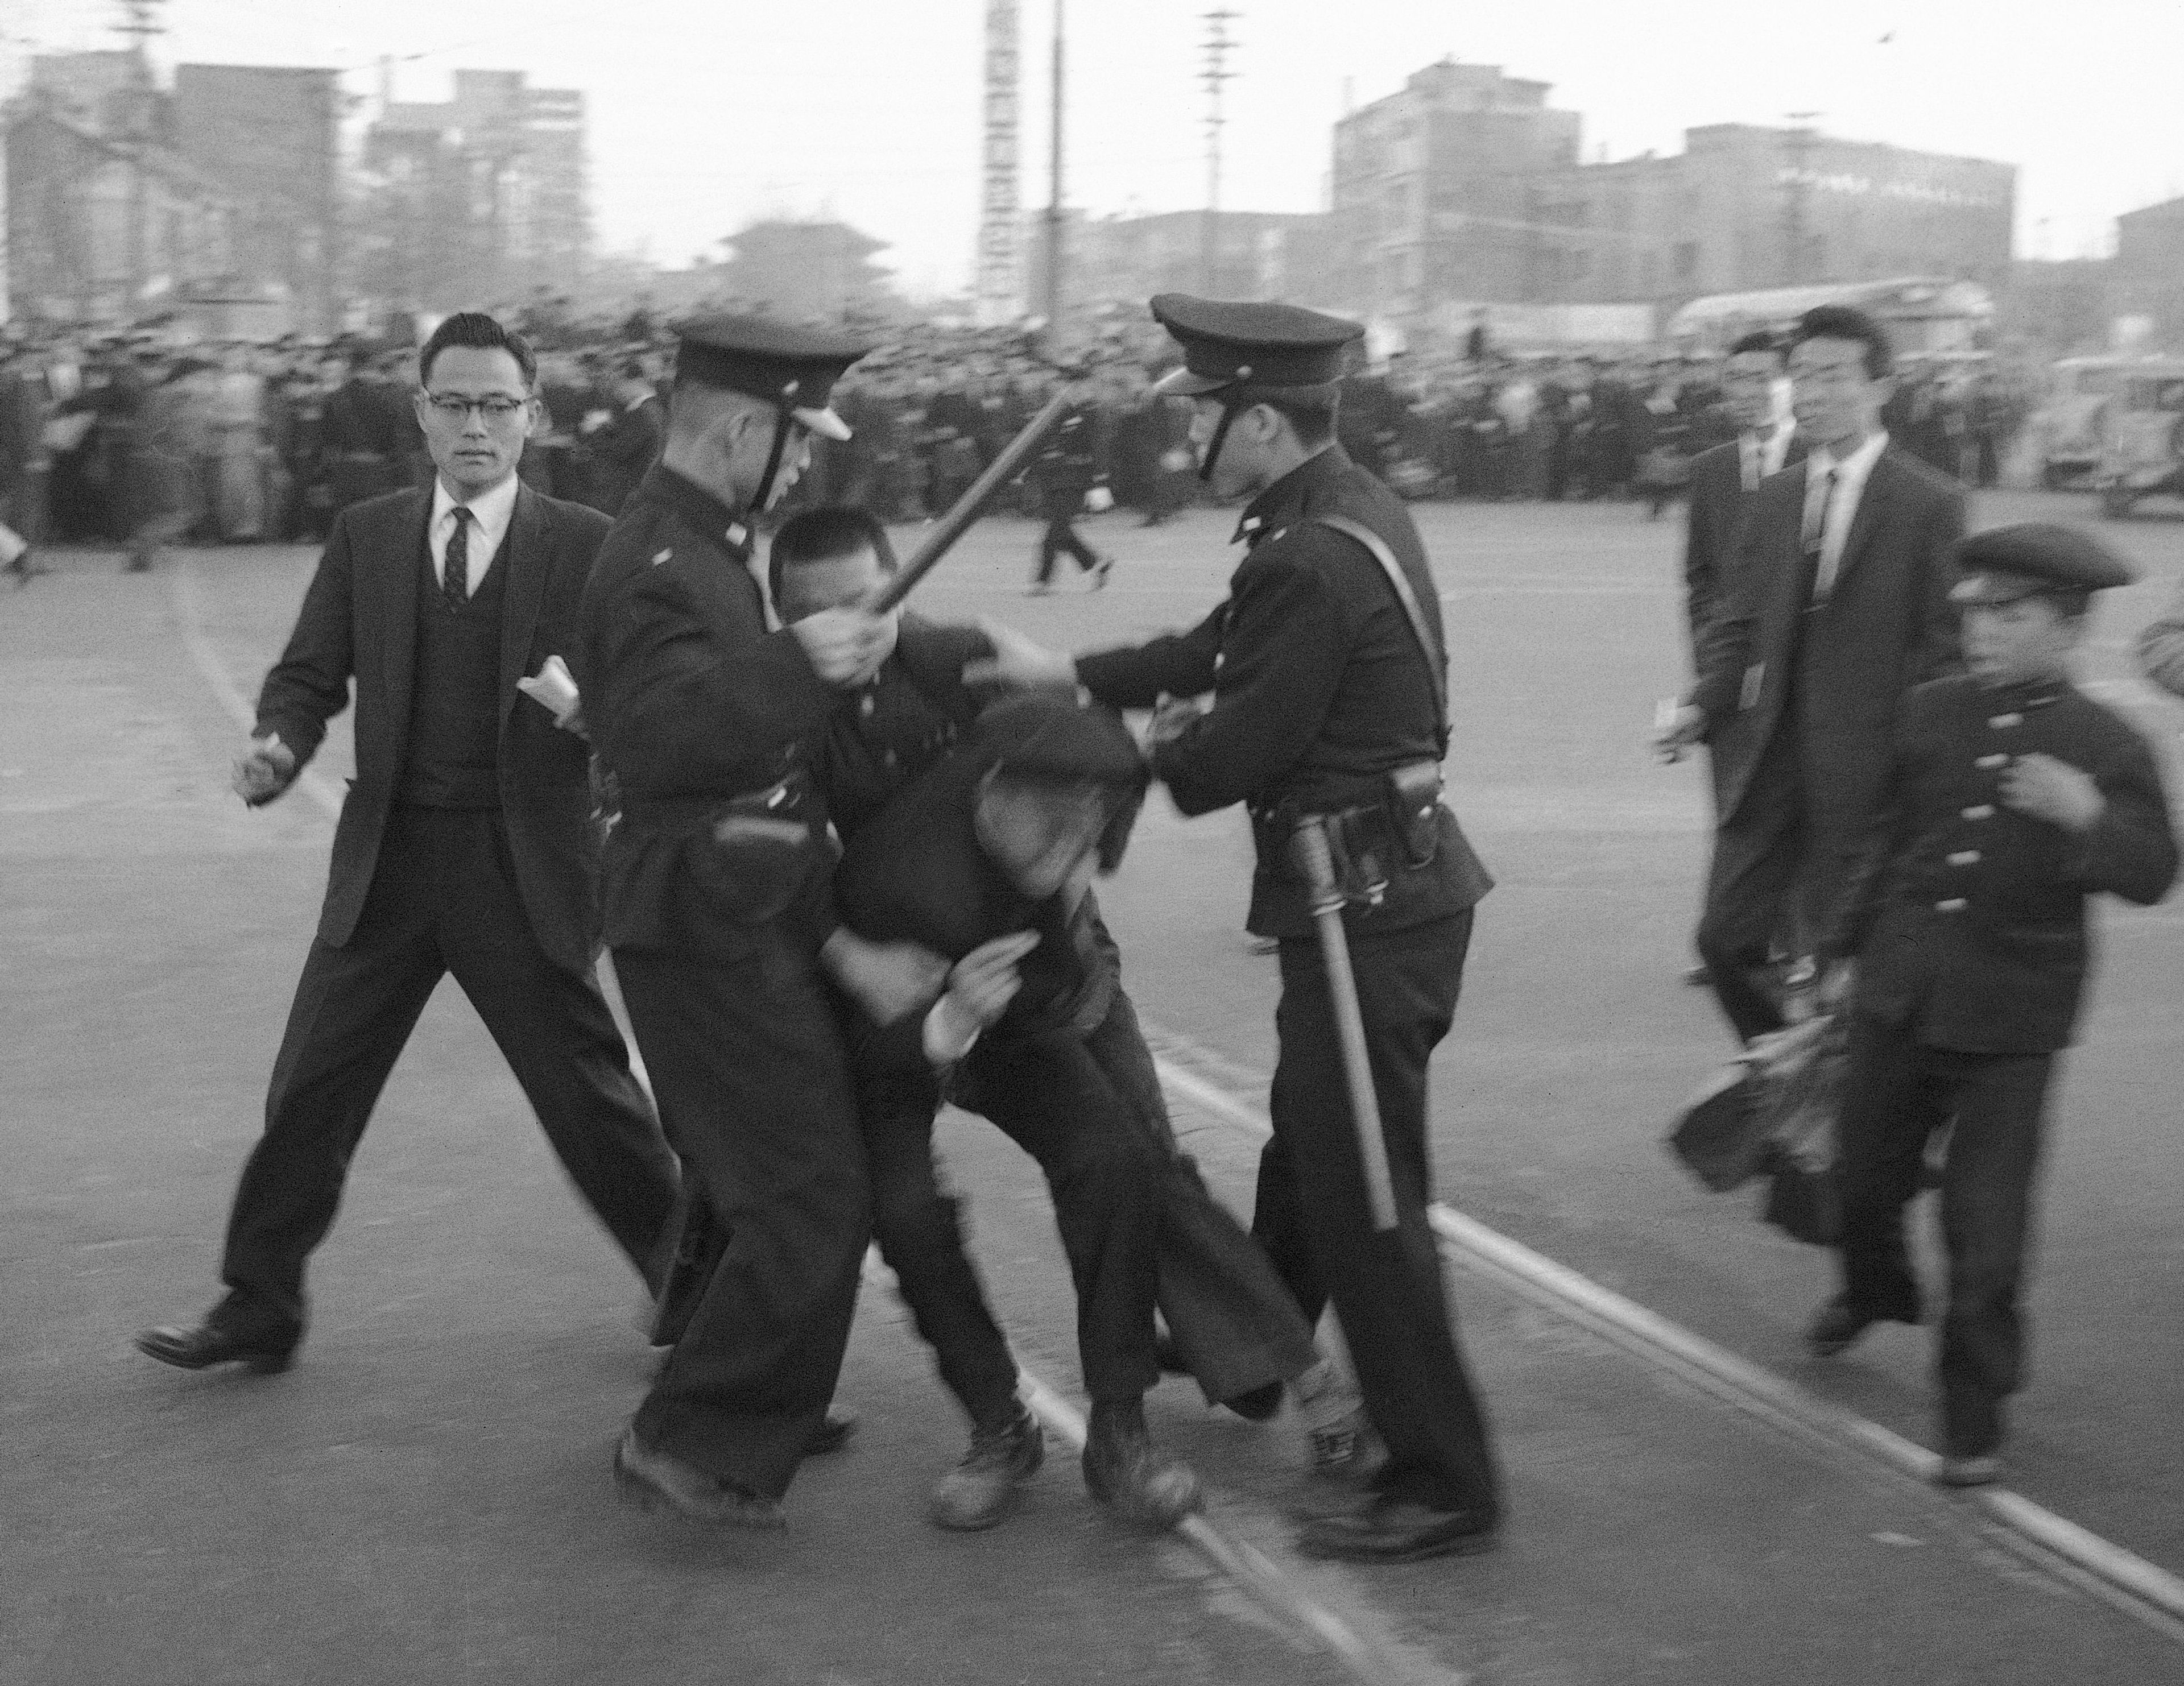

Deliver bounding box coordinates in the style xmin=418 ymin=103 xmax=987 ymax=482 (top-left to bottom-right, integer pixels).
xmin=442 ymin=507 xmax=474 ymax=606
xmin=1803 ymin=467 xmax=1836 ymax=602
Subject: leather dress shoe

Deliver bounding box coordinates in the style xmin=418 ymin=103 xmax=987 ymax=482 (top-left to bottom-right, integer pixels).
xmin=613 ymin=1428 xmax=785 ymax=1530
xmin=135 ymin=1320 xmax=298 ymax=1374
xmin=804 ymin=1405 xmax=858 ymax=1457
xmin=1296 ymin=1494 xmax=1498 ymax=1564
xmin=1220 ymin=1381 xmax=1284 ymax=1423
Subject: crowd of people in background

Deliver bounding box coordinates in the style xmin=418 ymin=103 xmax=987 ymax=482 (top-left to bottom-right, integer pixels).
xmin=0 ymin=305 xmax=2037 ymax=581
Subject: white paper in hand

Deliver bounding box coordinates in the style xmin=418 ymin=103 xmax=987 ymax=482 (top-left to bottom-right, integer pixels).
xmin=517 ymin=654 xmax=583 ymax=730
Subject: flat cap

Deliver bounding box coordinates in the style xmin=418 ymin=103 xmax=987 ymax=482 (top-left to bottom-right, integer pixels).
xmin=1148 ymin=293 xmax=1364 ymax=399
xmin=673 ymin=314 xmax=870 ymax=441
xmin=1950 ymin=523 xmax=2137 ymax=605
xmin=971 ymin=693 xmax=1147 ymax=790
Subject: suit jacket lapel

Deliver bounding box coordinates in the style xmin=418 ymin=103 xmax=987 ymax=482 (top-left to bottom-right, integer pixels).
xmin=382 ymin=489 xmax=428 ymax=741
xmin=1832 ymin=448 xmax=1898 ymax=590
xmin=498 ymin=482 xmax=550 ymax=722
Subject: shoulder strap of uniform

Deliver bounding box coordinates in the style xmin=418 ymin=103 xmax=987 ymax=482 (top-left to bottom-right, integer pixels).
xmin=1313 ymin=514 xmax=1447 ymax=750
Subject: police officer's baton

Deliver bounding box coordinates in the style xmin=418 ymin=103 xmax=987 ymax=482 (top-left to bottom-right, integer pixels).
xmin=866 ymin=386 xmax=1079 ymax=614
xmin=1290 ymin=815 xmax=1400 ymax=1233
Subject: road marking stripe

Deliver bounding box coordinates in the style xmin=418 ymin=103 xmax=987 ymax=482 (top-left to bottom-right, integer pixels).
xmin=171 ymin=561 xmax=346 ymax=820
xmin=857 ymin=1249 xmax=1450 ymax=1684
xmin=1147 ymin=1040 xmax=2184 ymax=1646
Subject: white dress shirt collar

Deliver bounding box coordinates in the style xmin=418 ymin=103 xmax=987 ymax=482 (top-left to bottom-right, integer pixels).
xmin=429 ymin=471 xmax=520 ymax=593
xmin=1804 ymin=430 xmax=1889 ymax=597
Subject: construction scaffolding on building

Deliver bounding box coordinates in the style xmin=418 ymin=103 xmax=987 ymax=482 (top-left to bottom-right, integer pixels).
xmin=974 ymin=0 xmax=1021 ymax=326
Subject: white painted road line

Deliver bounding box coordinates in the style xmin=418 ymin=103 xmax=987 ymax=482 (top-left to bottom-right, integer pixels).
xmin=172 ymin=561 xmax=346 ymax=820
xmin=1146 ymin=1037 xmax=2184 ymax=1647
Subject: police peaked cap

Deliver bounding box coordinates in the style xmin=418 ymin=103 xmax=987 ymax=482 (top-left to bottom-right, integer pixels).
xmin=673 ymin=314 xmax=870 ymax=441
xmin=1148 ymin=293 xmax=1364 ymax=400
xmin=1949 ymin=523 xmax=2137 ymax=606
xmin=971 ymin=693 xmax=1148 ymax=792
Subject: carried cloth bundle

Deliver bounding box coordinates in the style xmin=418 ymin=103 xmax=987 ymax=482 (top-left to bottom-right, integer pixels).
xmin=1666 ymin=1013 xmax=1847 ymax=1245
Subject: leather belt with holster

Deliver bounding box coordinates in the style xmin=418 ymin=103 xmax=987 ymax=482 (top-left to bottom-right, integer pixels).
xmin=1254 ymin=759 xmax=1443 ymax=909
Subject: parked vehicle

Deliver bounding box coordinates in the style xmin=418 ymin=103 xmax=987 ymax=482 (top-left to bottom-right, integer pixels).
xmin=2093 ymin=358 xmax=2184 ymax=519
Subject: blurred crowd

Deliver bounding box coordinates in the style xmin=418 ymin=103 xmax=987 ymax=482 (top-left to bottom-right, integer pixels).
xmin=0 ymin=312 xmax=2036 ymax=574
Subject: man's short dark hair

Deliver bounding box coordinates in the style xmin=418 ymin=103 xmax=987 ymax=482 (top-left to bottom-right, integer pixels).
xmin=419 ymin=311 xmax=537 ymax=389
xmin=1727 ymin=330 xmax=1785 ymax=362
xmin=1791 ymin=306 xmax=1893 ymax=380
xmin=768 ymin=505 xmax=897 ymax=609
xmin=1258 ymin=391 xmax=1338 ymax=449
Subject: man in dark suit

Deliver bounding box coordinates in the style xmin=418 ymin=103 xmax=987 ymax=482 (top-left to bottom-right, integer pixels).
xmin=587 ymin=360 xmax=664 ymax=516
xmin=136 ymin=312 xmax=680 ymax=1374
xmin=1810 ymin=526 xmax=2175 ymax=1485
xmin=1661 ymin=305 xmax=1966 ymax=1043
xmin=1674 ymin=332 xmax=1802 ymax=984
xmin=1682 ymin=332 xmax=1801 ymax=666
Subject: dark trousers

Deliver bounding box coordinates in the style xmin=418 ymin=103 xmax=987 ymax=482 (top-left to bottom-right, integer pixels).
xmin=1255 ymin=912 xmax=1502 ymax=1517
xmin=1834 ymin=1012 xmax=2054 ymax=1457
xmin=948 ymin=1004 xmax=1165 ymax=1403
xmin=1033 ymin=487 xmax=1099 ymax=584
xmin=218 ymin=807 xmax=677 ymax=1335
xmin=1697 ymin=720 xmax=1854 ymax=1044
xmin=615 ymin=935 xmax=870 ymax=1500
xmin=855 ymin=981 xmax=1317 ymax=1426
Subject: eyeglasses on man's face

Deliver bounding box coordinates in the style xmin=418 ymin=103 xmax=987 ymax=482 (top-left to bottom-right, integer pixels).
xmin=423 ymin=393 xmax=530 ymax=422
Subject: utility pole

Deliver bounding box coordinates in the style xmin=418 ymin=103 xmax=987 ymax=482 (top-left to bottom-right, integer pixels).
xmin=114 ymin=0 xmax=167 ymax=315
xmin=1782 ymin=111 xmax=1820 ymax=286
xmin=1199 ymin=9 xmax=1239 ymax=293
xmin=1043 ymin=0 xmax=1065 ymax=330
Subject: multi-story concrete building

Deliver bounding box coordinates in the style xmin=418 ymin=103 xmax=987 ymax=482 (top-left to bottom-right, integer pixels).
xmin=170 ymin=65 xmax=341 ymax=333
xmin=1549 ymin=124 xmax=2015 ymax=309
xmin=1327 ymin=58 xmax=1582 ymax=337
xmin=1023 ymin=208 xmax=1338 ymax=319
xmin=2113 ymin=195 xmax=2184 ymax=349
xmin=354 ymin=69 xmax=591 ymax=314
xmin=3 ymin=53 xmax=240 ymax=326
xmin=1326 ymin=57 xmax=2015 ymax=349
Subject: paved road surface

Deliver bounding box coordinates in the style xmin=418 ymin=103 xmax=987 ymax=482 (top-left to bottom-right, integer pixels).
xmin=3 ymin=488 xmax=2178 ymax=1684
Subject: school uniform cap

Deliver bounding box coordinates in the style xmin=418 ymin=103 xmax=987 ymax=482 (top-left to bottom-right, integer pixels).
xmin=971 ymin=693 xmax=1148 ymax=790
xmin=1148 ymin=294 xmax=1364 ymax=400
xmin=1950 ymin=523 xmax=2136 ymax=605
xmin=673 ymin=314 xmax=870 ymax=441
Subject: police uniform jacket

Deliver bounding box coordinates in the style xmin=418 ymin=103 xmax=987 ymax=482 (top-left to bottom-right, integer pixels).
xmin=1074 ymin=445 xmax=1492 ymax=939
xmin=1822 ymin=674 xmax=2178 ymax=1053
xmin=573 ymin=462 xmax=841 ymax=959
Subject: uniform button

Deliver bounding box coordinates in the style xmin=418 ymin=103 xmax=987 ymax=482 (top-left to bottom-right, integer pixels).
xmin=1948 ymin=850 xmax=1980 ymax=866
xmin=1989 ymin=712 xmax=2023 ymax=729
xmin=1976 ymin=753 xmax=2008 ymax=769
xmin=859 ymin=694 xmax=876 ymax=718
xmin=1936 ymin=898 xmax=1968 ymax=912
xmin=1963 ymin=803 xmax=1995 ymax=820
xmin=882 ymin=749 xmax=897 ymax=768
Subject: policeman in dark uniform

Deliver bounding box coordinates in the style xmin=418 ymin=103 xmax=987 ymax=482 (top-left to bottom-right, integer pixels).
xmin=975 ymin=295 xmax=1504 ymax=1562
xmin=573 ymin=316 xmax=912 ymax=1530
xmin=1027 ymin=393 xmax=1111 ymax=593
xmin=1810 ymin=524 xmax=2177 ymax=1487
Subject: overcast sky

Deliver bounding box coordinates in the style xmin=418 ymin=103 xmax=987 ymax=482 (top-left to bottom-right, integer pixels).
xmin=8 ymin=0 xmax=2181 ymax=293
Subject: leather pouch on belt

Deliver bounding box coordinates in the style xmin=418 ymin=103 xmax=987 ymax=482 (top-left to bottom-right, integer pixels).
xmin=1384 ymin=760 xmax=1443 ymax=869
xmin=682 ymin=778 xmax=816 ymax=924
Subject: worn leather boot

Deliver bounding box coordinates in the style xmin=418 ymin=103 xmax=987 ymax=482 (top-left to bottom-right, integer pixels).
xmin=1081 ymin=1397 xmax=1199 ymax=1529
xmin=929 ymin=1403 xmax=1045 ymax=1531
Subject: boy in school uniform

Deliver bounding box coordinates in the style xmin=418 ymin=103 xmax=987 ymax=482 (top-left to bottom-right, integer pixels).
xmin=1809 ymin=523 xmax=2178 ymax=1486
